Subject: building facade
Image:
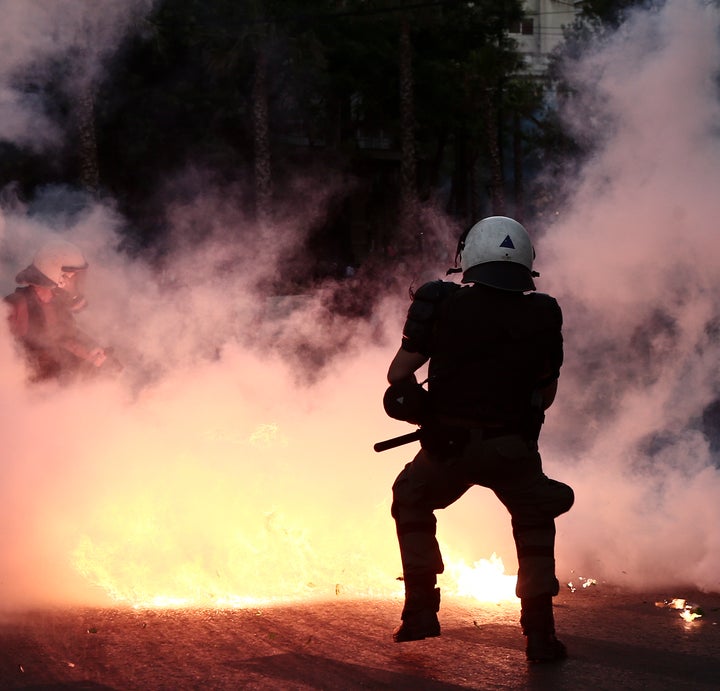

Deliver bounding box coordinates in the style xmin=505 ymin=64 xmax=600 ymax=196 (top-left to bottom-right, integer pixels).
xmin=512 ymin=0 xmax=582 ymax=74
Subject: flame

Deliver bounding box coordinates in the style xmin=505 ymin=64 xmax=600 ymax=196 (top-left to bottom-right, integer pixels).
xmin=72 ymin=528 xmax=519 ymax=609
xmin=64 ymin=419 xmax=521 ymax=610
xmin=680 ymin=609 xmax=702 ymax=622
xmin=654 ymin=597 xmax=704 ymax=623
xmin=443 ymin=553 xmax=519 ymax=604
xmin=70 ymin=504 xmax=519 ymax=609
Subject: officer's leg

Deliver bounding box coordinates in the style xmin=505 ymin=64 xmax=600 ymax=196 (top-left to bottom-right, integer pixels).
xmin=390 ymin=449 xmax=469 ymax=642
xmin=495 ymin=461 xmax=574 ymax=662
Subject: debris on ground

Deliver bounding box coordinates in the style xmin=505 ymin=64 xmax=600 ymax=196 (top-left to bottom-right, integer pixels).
xmin=655 ymin=597 xmax=704 ymax=621
xmin=567 ymin=576 xmax=598 ymax=593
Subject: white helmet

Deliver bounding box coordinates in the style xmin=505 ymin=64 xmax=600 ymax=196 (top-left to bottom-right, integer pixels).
xmin=459 ymin=216 xmax=536 ymax=291
xmin=31 ymin=240 xmax=88 ymax=288
xmin=15 ymin=240 xmax=89 ymax=311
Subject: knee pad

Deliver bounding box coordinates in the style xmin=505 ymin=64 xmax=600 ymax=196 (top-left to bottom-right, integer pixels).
xmin=544 ymin=479 xmax=574 ymax=517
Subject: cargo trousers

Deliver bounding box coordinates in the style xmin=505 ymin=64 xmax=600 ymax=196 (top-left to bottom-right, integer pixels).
xmin=391 ymin=429 xmax=574 ymax=601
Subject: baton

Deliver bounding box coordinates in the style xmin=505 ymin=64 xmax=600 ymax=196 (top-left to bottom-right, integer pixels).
xmin=373 ymin=430 xmax=421 ymax=453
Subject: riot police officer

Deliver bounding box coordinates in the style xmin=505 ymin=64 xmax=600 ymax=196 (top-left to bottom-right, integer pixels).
xmin=385 ymin=216 xmax=574 ymax=662
xmin=4 ymin=239 xmax=113 ymax=382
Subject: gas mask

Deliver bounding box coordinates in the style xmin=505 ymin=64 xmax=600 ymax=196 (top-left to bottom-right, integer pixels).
xmin=54 ymin=268 xmax=89 ymax=311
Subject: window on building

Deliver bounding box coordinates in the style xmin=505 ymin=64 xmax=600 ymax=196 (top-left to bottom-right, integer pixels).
xmin=510 ymin=18 xmax=535 ymax=35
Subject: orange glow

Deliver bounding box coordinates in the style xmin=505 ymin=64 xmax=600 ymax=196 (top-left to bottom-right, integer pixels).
xmin=443 ymin=553 xmax=519 ymax=604
xmin=680 ymin=609 xmax=702 ymax=622
xmin=0 ymin=327 xmax=525 ymax=612
xmin=66 ymin=417 xmax=519 ymax=608
xmin=72 ymin=522 xmax=520 ymax=609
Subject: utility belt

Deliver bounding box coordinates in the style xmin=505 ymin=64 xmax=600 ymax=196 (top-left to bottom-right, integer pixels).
xmin=434 ymin=414 xmax=522 ymax=434
xmin=420 ymin=414 xmax=535 ymax=458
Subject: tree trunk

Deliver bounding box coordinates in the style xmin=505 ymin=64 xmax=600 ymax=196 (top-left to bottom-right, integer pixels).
xmin=253 ymin=43 xmax=272 ymax=225
xmin=76 ymin=85 xmax=99 ymax=194
xmin=483 ymin=87 xmax=505 ymax=215
xmin=448 ymin=128 xmax=469 ymax=222
xmin=423 ymin=129 xmax=447 ymax=201
xmin=398 ymin=15 xmax=420 ymax=252
xmin=513 ymin=111 xmax=524 ymax=222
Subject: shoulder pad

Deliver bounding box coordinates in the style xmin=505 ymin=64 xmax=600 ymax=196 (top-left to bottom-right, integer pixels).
xmin=412 ymin=280 xmax=460 ymax=303
xmin=4 ymin=288 xmax=26 ymax=306
xmin=402 ymin=281 xmax=459 ymax=355
xmin=526 ymin=292 xmax=562 ymax=325
xmin=406 ymin=280 xmax=459 ymax=323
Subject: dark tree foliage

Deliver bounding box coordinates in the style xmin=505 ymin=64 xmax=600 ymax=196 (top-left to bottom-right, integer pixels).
xmin=0 ymin=0 xmax=585 ymax=269
xmin=579 ymin=0 xmax=649 ymax=26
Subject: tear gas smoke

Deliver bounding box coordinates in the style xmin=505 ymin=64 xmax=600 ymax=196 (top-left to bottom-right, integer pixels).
xmin=540 ymin=0 xmax=720 ymax=592
xmin=1 ymin=0 xmax=720 ymax=612
xmin=0 ymin=201 xmax=413 ymax=609
xmin=0 ymin=0 xmax=154 ymax=149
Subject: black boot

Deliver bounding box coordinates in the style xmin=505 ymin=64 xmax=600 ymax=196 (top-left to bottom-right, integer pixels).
xmin=525 ymin=632 xmax=567 ymax=662
xmin=393 ymin=586 xmax=441 ymax=643
xmin=521 ymin=595 xmax=567 ymax=663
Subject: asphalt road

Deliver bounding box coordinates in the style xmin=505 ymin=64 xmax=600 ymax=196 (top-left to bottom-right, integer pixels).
xmin=1 ymin=586 xmax=719 ymax=690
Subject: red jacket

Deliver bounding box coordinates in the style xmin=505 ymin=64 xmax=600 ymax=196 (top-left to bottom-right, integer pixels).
xmin=5 ymin=286 xmax=101 ymax=381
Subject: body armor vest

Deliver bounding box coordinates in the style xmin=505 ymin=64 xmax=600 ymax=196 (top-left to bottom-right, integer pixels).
xmin=427 ymin=284 xmax=563 ymax=427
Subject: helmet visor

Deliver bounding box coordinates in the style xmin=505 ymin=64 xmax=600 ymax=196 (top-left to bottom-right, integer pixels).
xmin=462 ymin=261 xmax=536 ymax=292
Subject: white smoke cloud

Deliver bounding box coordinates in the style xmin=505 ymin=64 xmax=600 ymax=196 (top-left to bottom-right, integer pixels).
xmin=0 ymin=199 xmax=409 ymax=608
xmin=0 ymin=0 xmax=154 ymax=147
xmin=538 ymin=0 xmax=720 ymax=592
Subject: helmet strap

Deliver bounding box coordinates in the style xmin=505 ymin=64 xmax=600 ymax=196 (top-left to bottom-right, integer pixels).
xmin=447 ymin=223 xmax=474 ymax=275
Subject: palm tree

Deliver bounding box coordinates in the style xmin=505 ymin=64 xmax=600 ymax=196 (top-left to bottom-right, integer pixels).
xmin=76 ymin=78 xmax=100 ymax=194
xmin=398 ymin=10 xmax=420 ymax=250
xmin=251 ymin=18 xmax=273 ymax=225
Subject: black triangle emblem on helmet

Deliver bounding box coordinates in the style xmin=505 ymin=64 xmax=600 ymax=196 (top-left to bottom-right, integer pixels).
xmin=499 ymin=235 xmax=515 ymax=249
